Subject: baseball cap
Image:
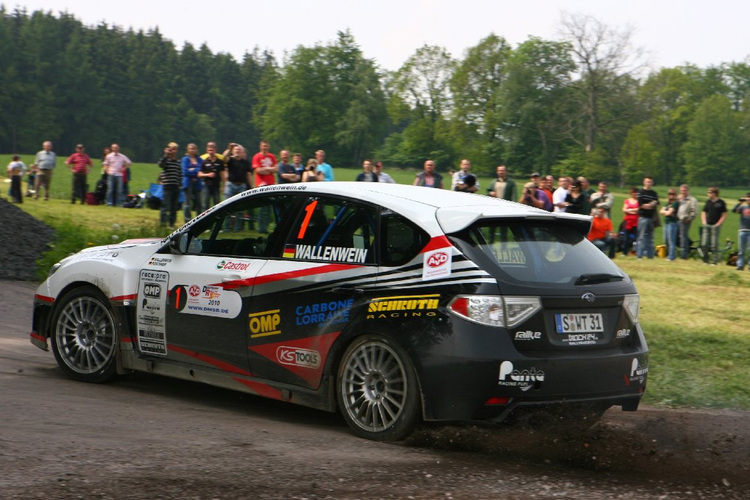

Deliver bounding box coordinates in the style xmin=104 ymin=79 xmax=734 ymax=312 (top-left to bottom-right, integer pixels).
xmin=531 ymin=172 xmax=540 ymax=177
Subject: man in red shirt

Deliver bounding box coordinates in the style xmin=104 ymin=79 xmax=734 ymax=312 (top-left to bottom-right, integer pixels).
xmin=587 ymin=207 xmax=616 ymax=258
xmin=251 ymin=140 xmax=278 ymax=233
xmin=66 ymin=144 xmax=93 ymax=204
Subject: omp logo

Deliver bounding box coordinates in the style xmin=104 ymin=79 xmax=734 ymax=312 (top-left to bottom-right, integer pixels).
xmin=248 ymin=309 xmax=281 ymax=338
xmin=217 ymin=260 xmax=250 ymax=271
xmin=189 ymin=285 xmax=201 ymax=297
xmin=276 ymin=347 xmax=321 ymax=368
xmin=143 ymin=283 xmax=161 ymax=298
xmin=426 ymin=251 xmax=449 ymax=268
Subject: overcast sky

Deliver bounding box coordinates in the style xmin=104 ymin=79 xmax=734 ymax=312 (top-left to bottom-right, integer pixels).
xmin=7 ymin=0 xmax=750 ymax=72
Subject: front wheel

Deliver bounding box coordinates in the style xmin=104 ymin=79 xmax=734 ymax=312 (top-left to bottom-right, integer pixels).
xmin=336 ymin=335 xmax=421 ymax=441
xmin=50 ymin=286 xmax=119 ymax=383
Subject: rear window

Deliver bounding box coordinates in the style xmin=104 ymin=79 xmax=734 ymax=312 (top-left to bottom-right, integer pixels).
xmin=458 ymin=219 xmax=625 ymax=285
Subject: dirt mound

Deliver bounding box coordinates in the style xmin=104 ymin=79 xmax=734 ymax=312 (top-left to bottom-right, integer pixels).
xmin=0 ymin=198 xmax=55 ymax=280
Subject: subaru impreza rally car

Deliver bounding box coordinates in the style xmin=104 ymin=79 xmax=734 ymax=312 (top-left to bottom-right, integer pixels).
xmin=31 ymin=182 xmax=648 ymax=441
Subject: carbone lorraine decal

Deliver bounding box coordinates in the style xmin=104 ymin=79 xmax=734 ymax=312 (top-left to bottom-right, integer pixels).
xmin=422 ymin=248 xmax=452 ymax=281
xmin=286 ymin=244 xmax=368 ymax=263
xmin=367 ymin=294 xmax=440 ymax=320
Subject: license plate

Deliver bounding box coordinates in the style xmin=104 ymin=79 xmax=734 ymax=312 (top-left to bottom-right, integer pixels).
xmin=555 ymin=313 xmax=604 ymax=334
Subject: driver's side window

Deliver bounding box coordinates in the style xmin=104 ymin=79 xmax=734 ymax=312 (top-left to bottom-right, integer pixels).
xmin=185 ymin=194 xmax=298 ymax=258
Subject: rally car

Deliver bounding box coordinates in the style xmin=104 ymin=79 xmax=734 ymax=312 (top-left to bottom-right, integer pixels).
xmin=30 ymin=182 xmax=648 ymax=441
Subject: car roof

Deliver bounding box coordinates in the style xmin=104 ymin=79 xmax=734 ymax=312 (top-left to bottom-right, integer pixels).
xmin=244 ymin=182 xmax=590 ymax=234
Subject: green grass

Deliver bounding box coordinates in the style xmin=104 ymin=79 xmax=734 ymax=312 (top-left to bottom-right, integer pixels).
xmin=3 ymin=154 xmax=749 ymax=410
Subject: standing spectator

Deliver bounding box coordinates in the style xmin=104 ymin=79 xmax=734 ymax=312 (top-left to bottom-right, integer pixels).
xmin=373 ymin=161 xmax=395 ymax=183
xmin=589 ymin=181 xmax=614 ymax=217
xmin=201 ymin=141 xmax=225 ymax=162
xmin=102 ymin=144 xmax=132 ymax=207
xmin=636 ymin=176 xmax=659 ymax=259
xmin=451 ymin=159 xmax=478 ymax=193
xmin=541 ymin=175 xmax=554 ymax=203
xmin=621 ymin=188 xmax=640 ymax=256
xmin=733 ymin=193 xmax=750 ymax=271
xmin=277 ymin=150 xmax=300 ymax=184
xmin=413 ymin=160 xmax=443 ymax=188
xmin=6 ymin=155 xmax=27 ymax=203
xmin=700 ymin=187 xmax=728 ymax=265
xmin=66 ymin=144 xmax=92 ymax=204
xmin=552 ymin=176 xmax=570 ymax=212
xmin=356 ymin=159 xmax=379 ymax=182
xmin=292 ymin=153 xmax=305 ymax=179
xmin=158 ymin=142 xmax=182 ymax=227
xmin=587 ymin=207 xmax=616 ymax=258
xmin=660 ymin=189 xmax=679 ymax=261
xmin=225 ymin=144 xmax=253 ymax=232
xmin=564 ymin=180 xmax=587 ymax=214
xmin=33 ymin=141 xmax=56 ymax=201
xmin=575 ymin=176 xmax=592 ymax=215
xmin=487 ymin=165 xmax=517 ymax=201
xmin=486 ymin=165 xmax=516 ymax=201
xmin=251 ymin=140 xmax=278 ymax=188
xmin=315 ymin=150 xmax=334 ymax=181
xmin=26 ymin=163 xmax=38 ymax=197
xmin=519 ymin=182 xmax=553 ymax=211
xmin=301 ymin=159 xmax=322 ymax=182
xmin=198 ymin=142 xmax=225 ymax=209
xmin=677 ymin=184 xmax=698 ymax=260
xmin=181 ymin=143 xmax=203 ymax=223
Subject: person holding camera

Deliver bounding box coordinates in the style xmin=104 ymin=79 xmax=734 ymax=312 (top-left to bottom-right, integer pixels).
xmin=519 ymin=181 xmax=552 ymax=211
xmin=302 ymin=159 xmax=322 ymax=182
xmin=733 ymin=193 xmax=750 ymax=271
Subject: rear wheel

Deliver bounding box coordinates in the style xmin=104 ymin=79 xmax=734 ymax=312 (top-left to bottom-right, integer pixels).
xmin=50 ymin=286 xmax=119 ymax=383
xmin=336 ymin=335 xmax=420 ymax=441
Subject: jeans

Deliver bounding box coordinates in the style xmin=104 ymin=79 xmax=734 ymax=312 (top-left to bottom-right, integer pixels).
xmin=160 ymin=185 xmax=180 ymax=227
xmin=203 ymin=184 xmax=221 ymax=209
xmin=737 ymin=230 xmax=750 ymax=269
xmin=664 ymin=222 xmax=678 ymax=260
xmin=678 ymin=220 xmax=692 ymax=259
xmin=700 ymin=224 xmax=722 ymax=264
xmin=107 ymin=175 xmax=123 ymax=206
xmin=636 ymin=216 xmax=655 ymax=258
xmin=592 ymin=237 xmax=615 ymax=258
xmin=182 ymin=180 xmax=203 ymax=223
xmin=223 ymin=182 xmax=247 ymax=231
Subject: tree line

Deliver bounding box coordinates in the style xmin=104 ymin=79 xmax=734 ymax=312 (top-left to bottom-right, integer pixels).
xmin=1 ymin=7 xmax=749 ymax=187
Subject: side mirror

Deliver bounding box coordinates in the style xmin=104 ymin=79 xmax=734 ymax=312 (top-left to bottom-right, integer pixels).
xmin=168 ymin=232 xmax=190 ymax=254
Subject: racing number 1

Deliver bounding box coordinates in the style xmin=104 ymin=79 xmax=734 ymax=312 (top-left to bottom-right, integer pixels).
xmin=297 ymin=199 xmax=318 ymax=240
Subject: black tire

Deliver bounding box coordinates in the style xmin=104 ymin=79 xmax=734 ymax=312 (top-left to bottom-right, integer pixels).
xmin=336 ymin=335 xmax=421 ymax=441
xmin=50 ymin=286 xmax=119 ymax=383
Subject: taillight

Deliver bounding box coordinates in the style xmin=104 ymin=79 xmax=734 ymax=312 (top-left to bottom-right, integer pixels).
xmin=447 ymin=295 xmax=541 ymax=328
xmin=623 ymin=294 xmax=640 ymax=323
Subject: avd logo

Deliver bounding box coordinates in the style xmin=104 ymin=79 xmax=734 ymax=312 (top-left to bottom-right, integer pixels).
xmin=426 ymin=251 xmax=449 ymax=268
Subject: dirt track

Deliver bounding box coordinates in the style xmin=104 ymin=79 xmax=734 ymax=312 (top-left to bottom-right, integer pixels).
xmin=1 ymin=279 xmax=749 ymax=499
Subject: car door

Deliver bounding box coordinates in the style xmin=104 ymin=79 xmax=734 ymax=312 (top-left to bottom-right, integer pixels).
xmin=245 ymin=194 xmax=380 ymax=389
xmin=137 ymin=192 xmax=301 ymax=376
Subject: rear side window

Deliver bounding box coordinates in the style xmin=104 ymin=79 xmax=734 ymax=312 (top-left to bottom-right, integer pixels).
xmin=461 ymin=219 xmax=624 ymax=285
xmin=380 ymin=211 xmax=428 ymax=267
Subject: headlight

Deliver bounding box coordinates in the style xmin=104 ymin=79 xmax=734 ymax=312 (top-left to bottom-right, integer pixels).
xmin=623 ymin=294 xmax=640 ymax=324
xmin=448 ymin=295 xmax=541 ymax=328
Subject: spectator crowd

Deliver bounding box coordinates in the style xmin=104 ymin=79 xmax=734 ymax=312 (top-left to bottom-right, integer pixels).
xmin=5 ymin=141 xmax=750 ymax=270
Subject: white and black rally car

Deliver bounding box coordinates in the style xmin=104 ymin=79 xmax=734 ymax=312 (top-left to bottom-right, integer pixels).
xmin=31 ymin=182 xmax=648 ymax=441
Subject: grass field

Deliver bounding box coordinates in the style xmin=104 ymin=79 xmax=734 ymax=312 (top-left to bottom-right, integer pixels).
xmin=2 ymin=154 xmax=749 ymax=411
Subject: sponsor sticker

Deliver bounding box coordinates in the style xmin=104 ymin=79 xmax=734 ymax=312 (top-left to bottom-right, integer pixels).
xmin=367 ymin=294 xmax=440 ymax=320
xmin=171 ymin=284 xmax=242 ymax=319
xmin=249 ymin=309 xmax=282 ymax=338
xmin=288 ymin=244 xmax=368 ymax=264
xmin=147 ymin=257 xmax=172 ymax=267
xmin=562 ymin=333 xmax=599 ymax=345
xmin=498 ymin=360 xmax=545 ymax=392
xmin=295 ymin=299 xmax=353 ymax=327
xmin=496 ymin=248 xmax=526 ymax=265
xmin=616 ymin=328 xmax=631 ymax=339
xmin=422 ymin=248 xmax=452 ymax=281
xmin=136 ymin=269 xmax=169 ymax=356
xmin=515 ymin=330 xmax=542 ymax=341
xmin=276 ymin=346 xmax=321 ymax=369
xmin=217 ymin=260 xmax=251 ymax=271
xmin=625 ymin=357 xmax=648 ymax=386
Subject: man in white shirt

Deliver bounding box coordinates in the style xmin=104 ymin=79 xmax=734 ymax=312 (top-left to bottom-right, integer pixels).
xmin=374 ymin=162 xmax=395 ymax=183
xmin=553 ymin=176 xmax=571 ymax=212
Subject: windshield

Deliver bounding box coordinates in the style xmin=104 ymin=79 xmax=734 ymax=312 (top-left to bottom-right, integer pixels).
xmin=458 ymin=219 xmax=625 ymax=285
